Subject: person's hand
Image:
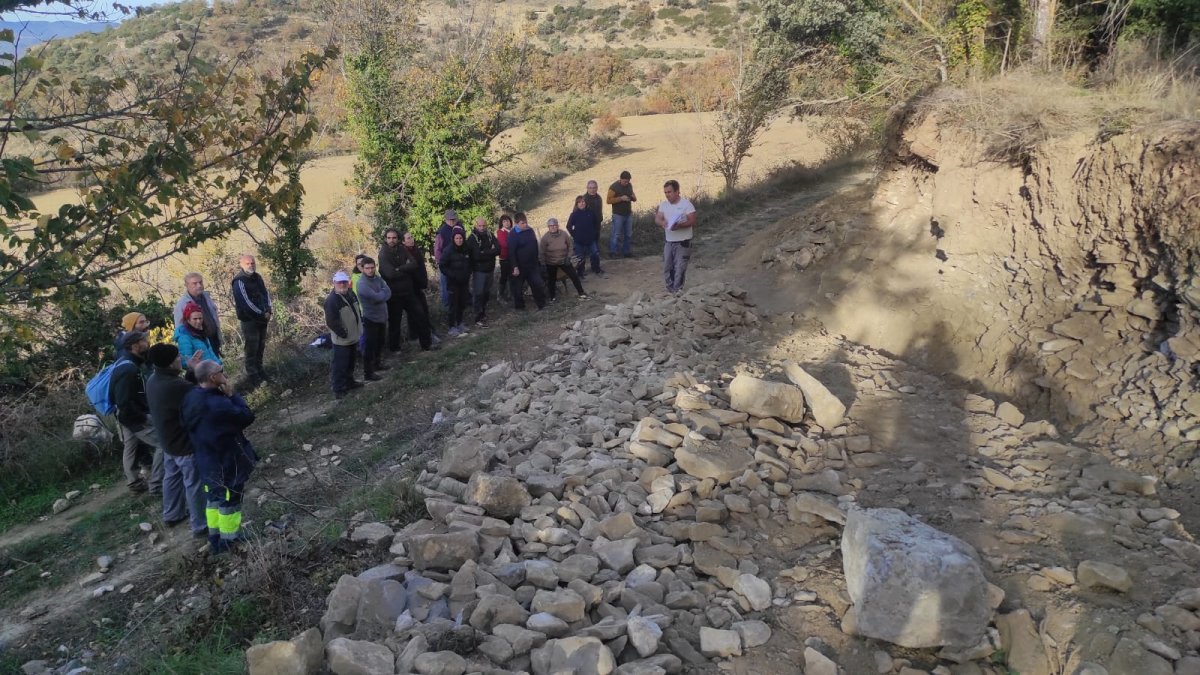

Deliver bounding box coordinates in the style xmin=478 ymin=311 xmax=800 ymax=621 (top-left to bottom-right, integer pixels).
xmin=513 ymin=268 xmax=521 ymax=277
xmin=264 ymin=311 xmax=272 ymax=321
xmin=187 ymin=350 xmax=203 ymax=369
xmin=219 ymin=380 xmax=235 ymax=396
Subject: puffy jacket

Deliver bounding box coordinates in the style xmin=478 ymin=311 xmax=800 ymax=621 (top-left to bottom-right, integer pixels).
xmin=466 ymin=229 xmax=500 ymax=273
xmin=231 ymin=271 xmax=271 ymax=323
xmin=146 ymin=366 xmax=197 ymax=456
xmin=323 ymin=290 xmax=362 ymax=346
xmin=583 ymin=193 xmax=604 ymax=225
xmin=567 ymin=208 xmax=599 ymax=246
xmin=439 ymin=243 xmax=472 ymax=284
xmin=181 ymin=387 xmax=257 ymax=489
xmin=378 ymin=243 xmax=419 ymax=297
xmin=356 ymin=273 xmax=391 ymax=323
xmin=540 ymin=230 xmax=573 ymax=266
xmin=509 ymin=227 xmax=540 ymax=269
xmin=110 ymin=353 xmax=150 ymax=430
xmin=172 ymin=292 xmax=222 ymax=353
xmin=173 ymin=325 xmax=221 ymax=367
xmin=405 ymin=245 xmax=430 ymax=290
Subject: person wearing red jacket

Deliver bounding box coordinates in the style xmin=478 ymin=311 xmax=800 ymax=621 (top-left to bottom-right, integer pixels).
xmin=496 ymin=214 xmax=514 ymax=301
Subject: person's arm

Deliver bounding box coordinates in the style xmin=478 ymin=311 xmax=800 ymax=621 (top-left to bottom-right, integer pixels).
xmin=233 ymin=278 xmax=267 ymax=319
xmin=356 ymin=278 xmax=384 ymax=304
xmin=606 ymin=187 xmax=620 ymax=205
xmin=675 ymin=206 xmax=697 ymax=230
xmin=323 ymin=295 xmax=348 ymax=339
xmin=566 ymin=213 xmax=578 ymax=238
xmin=655 ymin=205 xmax=667 ymax=229
xmin=629 ymin=188 xmax=637 ymax=203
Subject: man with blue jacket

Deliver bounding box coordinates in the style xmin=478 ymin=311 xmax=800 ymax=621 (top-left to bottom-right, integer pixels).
xmin=182 ymin=359 xmax=258 ymax=554
xmin=231 ymin=254 xmax=271 ymax=389
xmin=508 ymin=212 xmax=546 ymax=310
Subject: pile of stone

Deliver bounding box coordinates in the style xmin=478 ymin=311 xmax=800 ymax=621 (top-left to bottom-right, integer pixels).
xmin=759 ymin=218 xmax=841 ymax=272
xmin=244 ymin=284 xmax=1020 ymax=674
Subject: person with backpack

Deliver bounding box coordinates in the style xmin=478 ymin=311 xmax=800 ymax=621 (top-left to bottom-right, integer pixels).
xmin=439 ymin=228 xmax=473 ymax=337
xmin=114 ymin=312 xmax=149 ymax=358
xmin=466 ymin=217 xmax=500 ymax=327
xmin=182 ymin=359 xmax=258 ymax=554
xmin=145 ymin=343 xmax=207 ymax=537
xmin=174 ymin=302 xmax=221 ymax=368
xmin=111 ymin=332 xmax=165 ymax=495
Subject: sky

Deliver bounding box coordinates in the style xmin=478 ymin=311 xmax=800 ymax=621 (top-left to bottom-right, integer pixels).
xmin=3 ymin=0 xmax=175 ymax=23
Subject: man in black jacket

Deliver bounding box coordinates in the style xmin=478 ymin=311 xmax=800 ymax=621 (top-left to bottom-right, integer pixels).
xmin=231 ymin=254 xmax=272 ymax=389
xmin=378 ymin=228 xmax=434 ymax=352
xmin=145 ymin=344 xmax=207 ymax=537
xmin=111 ymin=332 xmax=164 ymax=495
xmin=466 ymin=217 xmax=500 ymax=327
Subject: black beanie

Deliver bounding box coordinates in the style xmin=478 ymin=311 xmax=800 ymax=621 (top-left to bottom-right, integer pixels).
xmin=146 ymin=343 xmax=180 ymax=368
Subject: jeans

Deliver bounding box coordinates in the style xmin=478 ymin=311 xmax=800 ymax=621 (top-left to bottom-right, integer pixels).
xmin=363 ymin=319 xmax=386 ymax=375
xmin=120 ymin=424 xmax=164 ymax=492
xmin=574 ymin=240 xmax=602 ymax=276
xmin=471 ymin=271 xmax=493 ymax=322
xmin=162 ymin=454 xmax=206 ymax=534
xmin=439 ymin=272 xmax=450 ymax=308
xmin=510 ymin=265 xmax=546 ymax=310
xmin=545 ymin=263 xmax=585 ymax=299
xmin=609 ymin=213 xmax=633 ymax=256
xmin=330 ymin=343 xmax=357 ymax=393
xmin=663 ymin=239 xmax=692 ymax=294
xmin=239 ymin=320 xmax=268 ymax=382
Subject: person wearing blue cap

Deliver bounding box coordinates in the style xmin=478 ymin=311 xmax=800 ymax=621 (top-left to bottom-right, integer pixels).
xmin=323 ymin=270 xmax=364 ymax=400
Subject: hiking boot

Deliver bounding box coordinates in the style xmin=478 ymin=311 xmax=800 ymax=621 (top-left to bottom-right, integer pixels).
xmin=365 ymin=373 xmax=383 ymax=382
xmin=128 ymin=479 xmax=148 ymax=494
xmin=374 ymin=363 xmax=392 ymax=372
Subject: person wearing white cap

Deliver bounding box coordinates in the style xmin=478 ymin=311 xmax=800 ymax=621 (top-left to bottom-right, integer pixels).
xmin=323 ymin=270 xmax=364 ymax=400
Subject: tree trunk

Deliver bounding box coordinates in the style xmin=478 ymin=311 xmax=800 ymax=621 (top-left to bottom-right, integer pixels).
xmin=1029 ymin=0 xmax=1058 ymax=66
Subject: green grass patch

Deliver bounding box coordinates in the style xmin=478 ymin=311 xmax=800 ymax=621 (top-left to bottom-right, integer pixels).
xmin=0 ymin=499 xmax=147 ymax=609
xmin=336 ymin=477 xmax=427 ymax=525
xmin=0 ymin=464 xmax=121 ymax=534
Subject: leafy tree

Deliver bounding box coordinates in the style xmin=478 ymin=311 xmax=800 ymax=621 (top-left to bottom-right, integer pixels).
xmin=249 ymin=168 xmax=322 ymax=301
xmin=0 ymin=0 xmax=335 ymax=376
xmin=337 ymin=0 xmax=529 ymax=245
xmin=707 ymin=43 xmax=792 ymax=191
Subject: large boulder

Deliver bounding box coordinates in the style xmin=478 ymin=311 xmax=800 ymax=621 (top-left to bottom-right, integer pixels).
xmin=465 ymin=473 xmax=531 ymax=519
xmin=673 ymin=435 xmax=754 ymax=484
xmin=325 ymin=637 xmax=395 ymax=675
xmin=842 ymin=508 xmax=991 ymax=648
xmin=406 ymin=532 xmax=481 ymax=571
xmin=440 ymin=438 xmax=486 ymax=481
xmin=784 ymin=363 xmax=846 ymax=429
xmin=530 ymin=636 xmax=616 ymax=675
xmin=246 ymin=628 xmax=323 ymax=675
xmin=728 ymin=374 xmax=805 ymax=422
xmin=319 ymin=575 xmax=362 ymax=643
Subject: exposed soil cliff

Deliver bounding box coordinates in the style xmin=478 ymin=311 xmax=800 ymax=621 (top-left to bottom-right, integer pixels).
xmin=742 ymin=101 xmax=1200 ymax=480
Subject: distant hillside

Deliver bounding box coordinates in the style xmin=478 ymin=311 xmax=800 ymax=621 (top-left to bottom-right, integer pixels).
xmin=0 ymin=19 xmax=111 ymax=53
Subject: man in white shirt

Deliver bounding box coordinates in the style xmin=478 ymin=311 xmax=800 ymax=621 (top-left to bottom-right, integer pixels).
xmin=654 ymin=179 xmax=697 ymax=295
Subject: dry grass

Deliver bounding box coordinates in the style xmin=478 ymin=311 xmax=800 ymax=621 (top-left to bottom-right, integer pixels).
xmin=937 ymin=48 xmax=1199 ymax=159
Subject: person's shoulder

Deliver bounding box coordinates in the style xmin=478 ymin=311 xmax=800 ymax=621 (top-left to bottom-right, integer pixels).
xmin=682 ymin=197 xmax=696 ymax=209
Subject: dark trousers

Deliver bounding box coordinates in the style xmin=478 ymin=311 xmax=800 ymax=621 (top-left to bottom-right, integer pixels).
xmin=388 ymin=293 xmax=432 ymax=350
xmin=447 ymin=278 xmax=469 ymax=328
xmin=497 ymin=259 xmax=512 ymax=298
xmin=330 ymin=343 xmax=357 ymax=393
xmin=471 ymin=271 xmax=493 ymax=323
xmin=511 ymin=265 xmax=547 ymax=309
xmin=363 ymin=319 xmax=386 ymax=375
xmin=239 ymin=320 xmax=268 ymax=382
xmin=386 ymin=294 xmax=406 ymax=351
xmin=413 ymin=293 xmax=433 ymax=342
xmin=574 ymin=240 xmax=602 ymax=276
xmin=545 ymin=263 xmax=585 ymax=299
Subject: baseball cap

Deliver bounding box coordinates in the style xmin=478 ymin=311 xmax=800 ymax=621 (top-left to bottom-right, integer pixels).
xmin=332 ymin=271 xmax=350 ymax=282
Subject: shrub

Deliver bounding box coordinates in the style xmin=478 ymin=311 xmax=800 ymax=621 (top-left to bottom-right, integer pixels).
xmin=521 ymin=99 xmax=596 ymax=169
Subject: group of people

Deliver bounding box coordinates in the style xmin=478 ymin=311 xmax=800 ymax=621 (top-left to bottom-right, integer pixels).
xmin=99 ymin=171 xmax=697 ymax=551
xmin=107 ymin=258 xmax=270 ymax=553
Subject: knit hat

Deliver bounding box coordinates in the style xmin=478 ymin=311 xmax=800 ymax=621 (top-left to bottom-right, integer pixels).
xmin=121 ymin=312 xmax=145 ymax=333
xmin=146 ymin=343 xmax=180 ymax=368
xmin=444 ymin=209 xmax=459 ymax=221
xmin=182 ymin=301 xmax=204 ymax=320
xmin=121 ymin=331 xmax=148 ymax=349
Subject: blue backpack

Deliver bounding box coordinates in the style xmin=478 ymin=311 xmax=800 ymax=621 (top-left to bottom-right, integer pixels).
xmin=85 ymin=358 xmax=131 ymax=416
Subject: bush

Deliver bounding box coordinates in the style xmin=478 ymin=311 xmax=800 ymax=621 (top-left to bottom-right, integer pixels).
xmin=521 ymin=100 xmax=596 ymax=169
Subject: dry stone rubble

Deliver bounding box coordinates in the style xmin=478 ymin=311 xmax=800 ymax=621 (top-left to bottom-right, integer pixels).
xmin=240 ymin=283 xmax=1200 ymax=675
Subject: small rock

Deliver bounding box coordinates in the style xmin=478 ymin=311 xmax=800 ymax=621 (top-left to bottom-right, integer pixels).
xmin=349 ymin=522 xmax=393 ymax=545
xmin=804 ymin=647 xmax=840 ymax=675
xmin=414 ymin=651 xmax=467 ymax=675
xmin=699 ymin=627 xmax=742 ymax=657
xmin=325 ymin=637 xmax=395 ymax=675
xmin=995 ymin=401 xmax=1025 ymax=427
xmin=52 ymin=498 xmax=71 ymax=515
xmin=732 ymin=620 xmax=771 ymax=648
xmin=531 ymin=636 xmax=616 ymax=675
xmin=627 ymin=615 xmax=663 ymax=658
xmin=733 ymin=574 xmax=772 ymax=611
